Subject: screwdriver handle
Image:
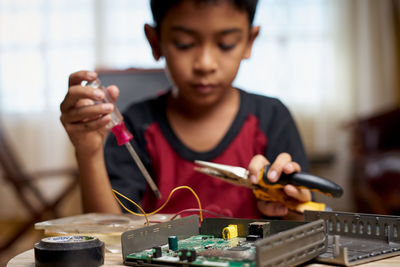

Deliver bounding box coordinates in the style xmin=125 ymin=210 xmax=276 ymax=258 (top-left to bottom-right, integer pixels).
xmin=258 ymin=165 xmax=343 ymax=198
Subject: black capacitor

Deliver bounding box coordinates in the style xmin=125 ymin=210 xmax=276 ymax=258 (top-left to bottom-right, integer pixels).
xmin=178 ymin=249 xmax=188 ymax=261
xmin=152 ymin=246 xmax=162 ymax=258
xmin=187 ymin=250 xmax=197 ymax=262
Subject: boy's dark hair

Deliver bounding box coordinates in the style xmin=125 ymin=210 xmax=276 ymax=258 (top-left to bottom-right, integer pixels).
xmin=150 ymin=0 xmax=259 ymax=31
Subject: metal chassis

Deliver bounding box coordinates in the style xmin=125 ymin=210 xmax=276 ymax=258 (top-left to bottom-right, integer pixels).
xmin=305 ymin=210 xmax=400 ymax=266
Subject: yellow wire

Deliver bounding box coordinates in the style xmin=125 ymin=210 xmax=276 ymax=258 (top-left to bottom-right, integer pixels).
xmin=112 ymin=185 xmax=203 ymax=223
xmin=112 ymin=190 xmax=150 ymax=226
xmin=146 ymin=186 xmax=203 ymax=221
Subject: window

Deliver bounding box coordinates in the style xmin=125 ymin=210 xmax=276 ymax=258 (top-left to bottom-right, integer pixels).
xmin=235 ymin=0 xmax=337 ymax=111
xmin=0 ymin=0 xmax=95 ymax=113
xmin=0 ymin=0 xmax=339 ymax=116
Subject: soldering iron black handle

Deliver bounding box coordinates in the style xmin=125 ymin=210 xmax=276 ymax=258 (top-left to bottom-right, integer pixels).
xmin=262 ymin=165 xmax=343 ymax=198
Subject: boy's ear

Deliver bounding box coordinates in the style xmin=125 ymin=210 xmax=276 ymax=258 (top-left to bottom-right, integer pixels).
xmin=244 ymin=26 xmax=260 ymax=59
xmin=144 ymin=24 xmax=162 ymax=60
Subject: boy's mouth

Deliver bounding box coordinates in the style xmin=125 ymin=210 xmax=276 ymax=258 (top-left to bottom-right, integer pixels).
xmin=192 ymin=83 xmax=215 ymax=94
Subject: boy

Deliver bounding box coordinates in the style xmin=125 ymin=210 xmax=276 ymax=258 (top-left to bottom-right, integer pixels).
xmin=60 ymin=0 xmax=311 ymax=219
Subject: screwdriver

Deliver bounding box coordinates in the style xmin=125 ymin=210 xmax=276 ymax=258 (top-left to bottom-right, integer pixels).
xmin=85 ymin=79 xmax=162 ymax=199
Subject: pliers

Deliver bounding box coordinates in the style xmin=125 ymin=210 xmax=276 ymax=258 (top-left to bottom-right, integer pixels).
xmin=194 ymin=160 xmax=343 ymax=213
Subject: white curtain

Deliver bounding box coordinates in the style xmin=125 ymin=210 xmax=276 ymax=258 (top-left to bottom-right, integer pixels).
xmin=351 ymin=0 xmax=399 ymax=116
xmin=237 ymin=0 xmax=346 ymax=154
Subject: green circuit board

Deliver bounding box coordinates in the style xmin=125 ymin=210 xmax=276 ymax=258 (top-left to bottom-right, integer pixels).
xmin=126 ymin=234 xmax=256 ymax=267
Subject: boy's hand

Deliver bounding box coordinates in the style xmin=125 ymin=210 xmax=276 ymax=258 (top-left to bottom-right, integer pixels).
xmin=248 ymin=154 xmax=312 ymax=217
xmin=60 ymin=70 xmax=119 ymax=156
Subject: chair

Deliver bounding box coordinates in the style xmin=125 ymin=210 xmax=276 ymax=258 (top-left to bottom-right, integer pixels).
xmin=348 ymin=108 xmax=400 ymax=215
xmin=0 ymin=120 xmax=79 ymax=252
xmin=97 ymin=68 xmax=171 ymax=111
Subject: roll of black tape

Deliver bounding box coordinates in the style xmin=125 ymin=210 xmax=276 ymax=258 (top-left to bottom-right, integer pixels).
xmin=34 ymin=236 xmax=105 ymax=267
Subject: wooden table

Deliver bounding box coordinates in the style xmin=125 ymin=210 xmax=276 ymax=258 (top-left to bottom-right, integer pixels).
xmin=7 ymin=248 xmax=400 ymax=267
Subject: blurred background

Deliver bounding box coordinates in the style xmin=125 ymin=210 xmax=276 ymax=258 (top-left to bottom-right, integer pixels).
xmin=0 ymin=0 xmax=399 ymax=265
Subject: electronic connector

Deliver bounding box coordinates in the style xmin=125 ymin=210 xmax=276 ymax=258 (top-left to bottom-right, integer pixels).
xmin=222 ymin=224 xmax=238 ymax=239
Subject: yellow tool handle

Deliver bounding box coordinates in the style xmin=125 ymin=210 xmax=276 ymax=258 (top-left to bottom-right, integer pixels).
xmin=253 ymin=188 xmax=326 ymax=213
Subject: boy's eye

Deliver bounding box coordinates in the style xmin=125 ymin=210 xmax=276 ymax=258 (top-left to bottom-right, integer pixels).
xmin=219 ymin=43 xmax=236 ymax=51
xmin=174 ymin=42 xmax=195 ymax=50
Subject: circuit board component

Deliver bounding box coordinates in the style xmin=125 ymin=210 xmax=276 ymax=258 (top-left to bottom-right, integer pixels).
xmin=248 ymin=222 xmax=268 ymax=238
xmin=126 ymin=234 xmax=255 ymax=266
xmin=168 ymin=236 xmax=178 ymax=251
xmin=122 ymin=215 xmax=328 ymax=267
xmin=222 ymin=224 xmax=238 ymax=239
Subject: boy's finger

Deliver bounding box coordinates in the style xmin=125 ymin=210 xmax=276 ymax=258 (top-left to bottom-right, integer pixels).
xmin=78 ymin=114 xmax=112 ymax=131
xmin=60 ymin=85 xmax=105 ymax=112
xmin=106 ymin=85 xmax=120 ymax=103
xmin=268 ymin=152 xmax=292 ymax=182
xmin=257 ymin=201 xmax=288 ymax=217
xmin=248 ymin=154 xmax=269 ymax=183
xmin=283 ymin=184 xmax=311 ymax=202
xmin=68 ymin=70 xmax=97 ymax=87
xmin=62 ymin=103 xmax=114 ymax=124
xmin=282 ymin=161 xmax=301 ymax=174
xmin=63 ymin=114 xmax=111 ymax=133
xmin=75 ymin=98 xmax=96 ymax=108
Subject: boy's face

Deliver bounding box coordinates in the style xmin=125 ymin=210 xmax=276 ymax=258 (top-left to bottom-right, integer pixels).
xmin=146 ymin=0 xmax=259 ymax=107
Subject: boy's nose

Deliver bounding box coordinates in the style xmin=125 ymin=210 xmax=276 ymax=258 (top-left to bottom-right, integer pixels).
xmin=193 ymin=46 xmax=217 ymax=75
